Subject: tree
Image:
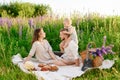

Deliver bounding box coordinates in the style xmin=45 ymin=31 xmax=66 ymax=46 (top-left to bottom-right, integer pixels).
xmin=0 ymin=4 xmax=9 ymax=17
xmin=34 ymin=4 xmax=51 ymax=16
xmin=18 ymin=3 xmax=35 ymax=17
xmin=8 ymin=2 xmax=20 ymax=17
xmin=0 ymin=2 xmax=51 ymax=17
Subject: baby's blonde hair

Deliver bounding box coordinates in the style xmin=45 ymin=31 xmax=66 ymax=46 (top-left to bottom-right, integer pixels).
xmin=64 ymin=18 xmax=72 ymax=26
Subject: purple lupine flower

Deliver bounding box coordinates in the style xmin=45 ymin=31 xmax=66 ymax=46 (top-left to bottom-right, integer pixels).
xmin=5 ymin=18 xmax=12 ymax=37
xmin=6 ymin=19 xmax=12 ymax=28
xmin=105 ymin=45 xmax=114 ymax=54
xmin=0 ymin=18 xmax=2 ymax=26
xmin=99 ymin=53 xmax=104 ymax=60
xmin=17 ymin=19 xmax=22 ymax=26
xmin=28 ymin=19 xmax=34 ymax=28
xmin=96 ymin=49 xmax=100 ymax=56
xmin=105 ymin=47 xmax=111 ymax=52
xmin=107 ymin=50 xmax=115 ymax=54
xmin=39 ymin=16 xmax=44 ymax=22
xmin=0 ymin=18 xmax=4 ymax=26
xmin=101 ymin=46 xmax=107 ymax=54
xmin=96 ymin=49 xmax=104 ymax=59
xmin=17 ymin=18 xmax=23 ymax=38
xmin=3 ymin=18 xmax=8 ymax=26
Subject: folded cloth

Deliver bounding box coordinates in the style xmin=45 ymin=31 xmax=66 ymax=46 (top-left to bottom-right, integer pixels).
xmin=99 ymin=60 xmax=114 ymax=69
xmin=12 ymin=54 xmax=23 ymax=65
xmin=12 ymin=54 xmax=115 ymax=80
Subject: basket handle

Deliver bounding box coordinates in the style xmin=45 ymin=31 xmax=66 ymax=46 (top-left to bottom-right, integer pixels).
xmin=86 ymin=42 xmax=96 ymax=50
xmin=86 ymin=42 xmax=96 ymax=60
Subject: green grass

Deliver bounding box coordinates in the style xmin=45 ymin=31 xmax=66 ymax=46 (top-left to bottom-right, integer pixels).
xmin=0 ymin=15 xmax=120 ymax=80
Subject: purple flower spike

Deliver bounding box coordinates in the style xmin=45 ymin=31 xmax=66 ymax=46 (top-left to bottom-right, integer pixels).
xmin=28 ymin=19 xmax=34 ymax=28
xmin=39 ymin=16 xmax=44 ymax=22
xmin=17 ymin=19 xmax=22 ymax=26
xmin=96 ymin=49 xmax=100 ymax=55
xmin=0 ymin=18 xmax=4 ymax=26
xmin=101 ymin=47 xmax=107 ymax=54
xmin=7 ymin=19 xmax=12 ymax=28
xmin=99 ymin=53 xmax=104 ymax=60
xmin=107 ymin=50 xmax=115 ymax=54
xmin=105 ymin=47 xmax=111 ymax=53
xmin=96 ymin=49 xmax=103 ymax=59
xmin=96 ymin=49 xmax=102 ymax=56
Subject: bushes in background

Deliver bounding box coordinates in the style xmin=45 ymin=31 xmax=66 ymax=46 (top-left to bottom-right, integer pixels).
xmin=0 ymin=2 xmax=51 ymax=17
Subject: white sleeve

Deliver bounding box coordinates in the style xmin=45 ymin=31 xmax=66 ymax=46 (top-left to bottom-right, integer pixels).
xmin=29 ymin=42 xmax=37 ymax=56
xmin=69 ymin=41 xmax=79 ymax=59
xmin=45 ymin=40 xmax=53 ymax=52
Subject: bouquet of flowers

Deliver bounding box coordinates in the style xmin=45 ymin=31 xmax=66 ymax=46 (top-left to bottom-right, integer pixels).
xmin=81 ymin=36 xmax=115 ymax=68
xmin=89 ymin=36 xmax=114 ymax=67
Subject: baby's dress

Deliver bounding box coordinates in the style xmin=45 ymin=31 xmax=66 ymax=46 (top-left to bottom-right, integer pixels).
xmin=68 ymin=26 xmax=78 ymax=44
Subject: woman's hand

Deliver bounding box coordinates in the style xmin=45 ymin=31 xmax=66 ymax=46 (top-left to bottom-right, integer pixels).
xmin=23 ymin=55 xmax=32 ymax=64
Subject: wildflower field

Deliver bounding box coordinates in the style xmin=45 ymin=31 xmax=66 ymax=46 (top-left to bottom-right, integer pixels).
xmin=0 ymin=14 xmax=120 ymax=80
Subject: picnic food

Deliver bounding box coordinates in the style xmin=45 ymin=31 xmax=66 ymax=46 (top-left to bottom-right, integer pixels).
xmin=24 ymin=61 xmax=36 ymax=71
xmin=41 ymin=66 xmax=49 ymax=71
xmin=38 ymin=64 xmax=59 ymax=71
xmin=50 ymin=66 xmax=58 ymax=71
xmin=38 ymin=64 xmax=47 ymax=67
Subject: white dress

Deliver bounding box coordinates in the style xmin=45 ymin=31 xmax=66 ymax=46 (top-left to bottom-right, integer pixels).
xmin=61 ymin=40 xmax=79 ymax=61
xmin=28 ymin=40 xmax=56 ymax=64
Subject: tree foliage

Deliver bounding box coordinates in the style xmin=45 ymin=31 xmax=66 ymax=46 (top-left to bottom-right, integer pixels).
xmin=34 ymin=4 xmax=51 ymax=16
xmin=0 ymin=2 xmax=51 ymax=17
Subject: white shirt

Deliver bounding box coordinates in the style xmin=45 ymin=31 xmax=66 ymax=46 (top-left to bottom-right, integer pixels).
xmin=61 ymin=40 xmax=79 ymax=61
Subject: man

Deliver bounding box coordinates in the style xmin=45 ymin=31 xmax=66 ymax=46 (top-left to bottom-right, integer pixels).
xmin=59 ymin=28 xmax=80 ymax=66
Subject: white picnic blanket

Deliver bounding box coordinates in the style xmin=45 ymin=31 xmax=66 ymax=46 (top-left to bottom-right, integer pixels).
xmin=12 ymin=54 xmax=115 ymax=80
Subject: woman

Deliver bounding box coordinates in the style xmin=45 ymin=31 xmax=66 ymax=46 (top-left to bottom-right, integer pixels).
xmin=59 ymin=28 xmax=80 ymax=66
xmin=24 ymin=28 xmax=66 ymax=65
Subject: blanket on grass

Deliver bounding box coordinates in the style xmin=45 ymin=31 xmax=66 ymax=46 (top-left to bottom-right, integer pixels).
xmin=12 ymin=54 xmax=115 ymax=80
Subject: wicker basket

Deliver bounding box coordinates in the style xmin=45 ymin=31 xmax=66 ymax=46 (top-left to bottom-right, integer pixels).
xmin=93 ymin=56 xmax=103 ymax=67
xmin=80 ymin=42 xmax=103 ymax=67
xmin=80 ymin=50 xmax=92 ymax=63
